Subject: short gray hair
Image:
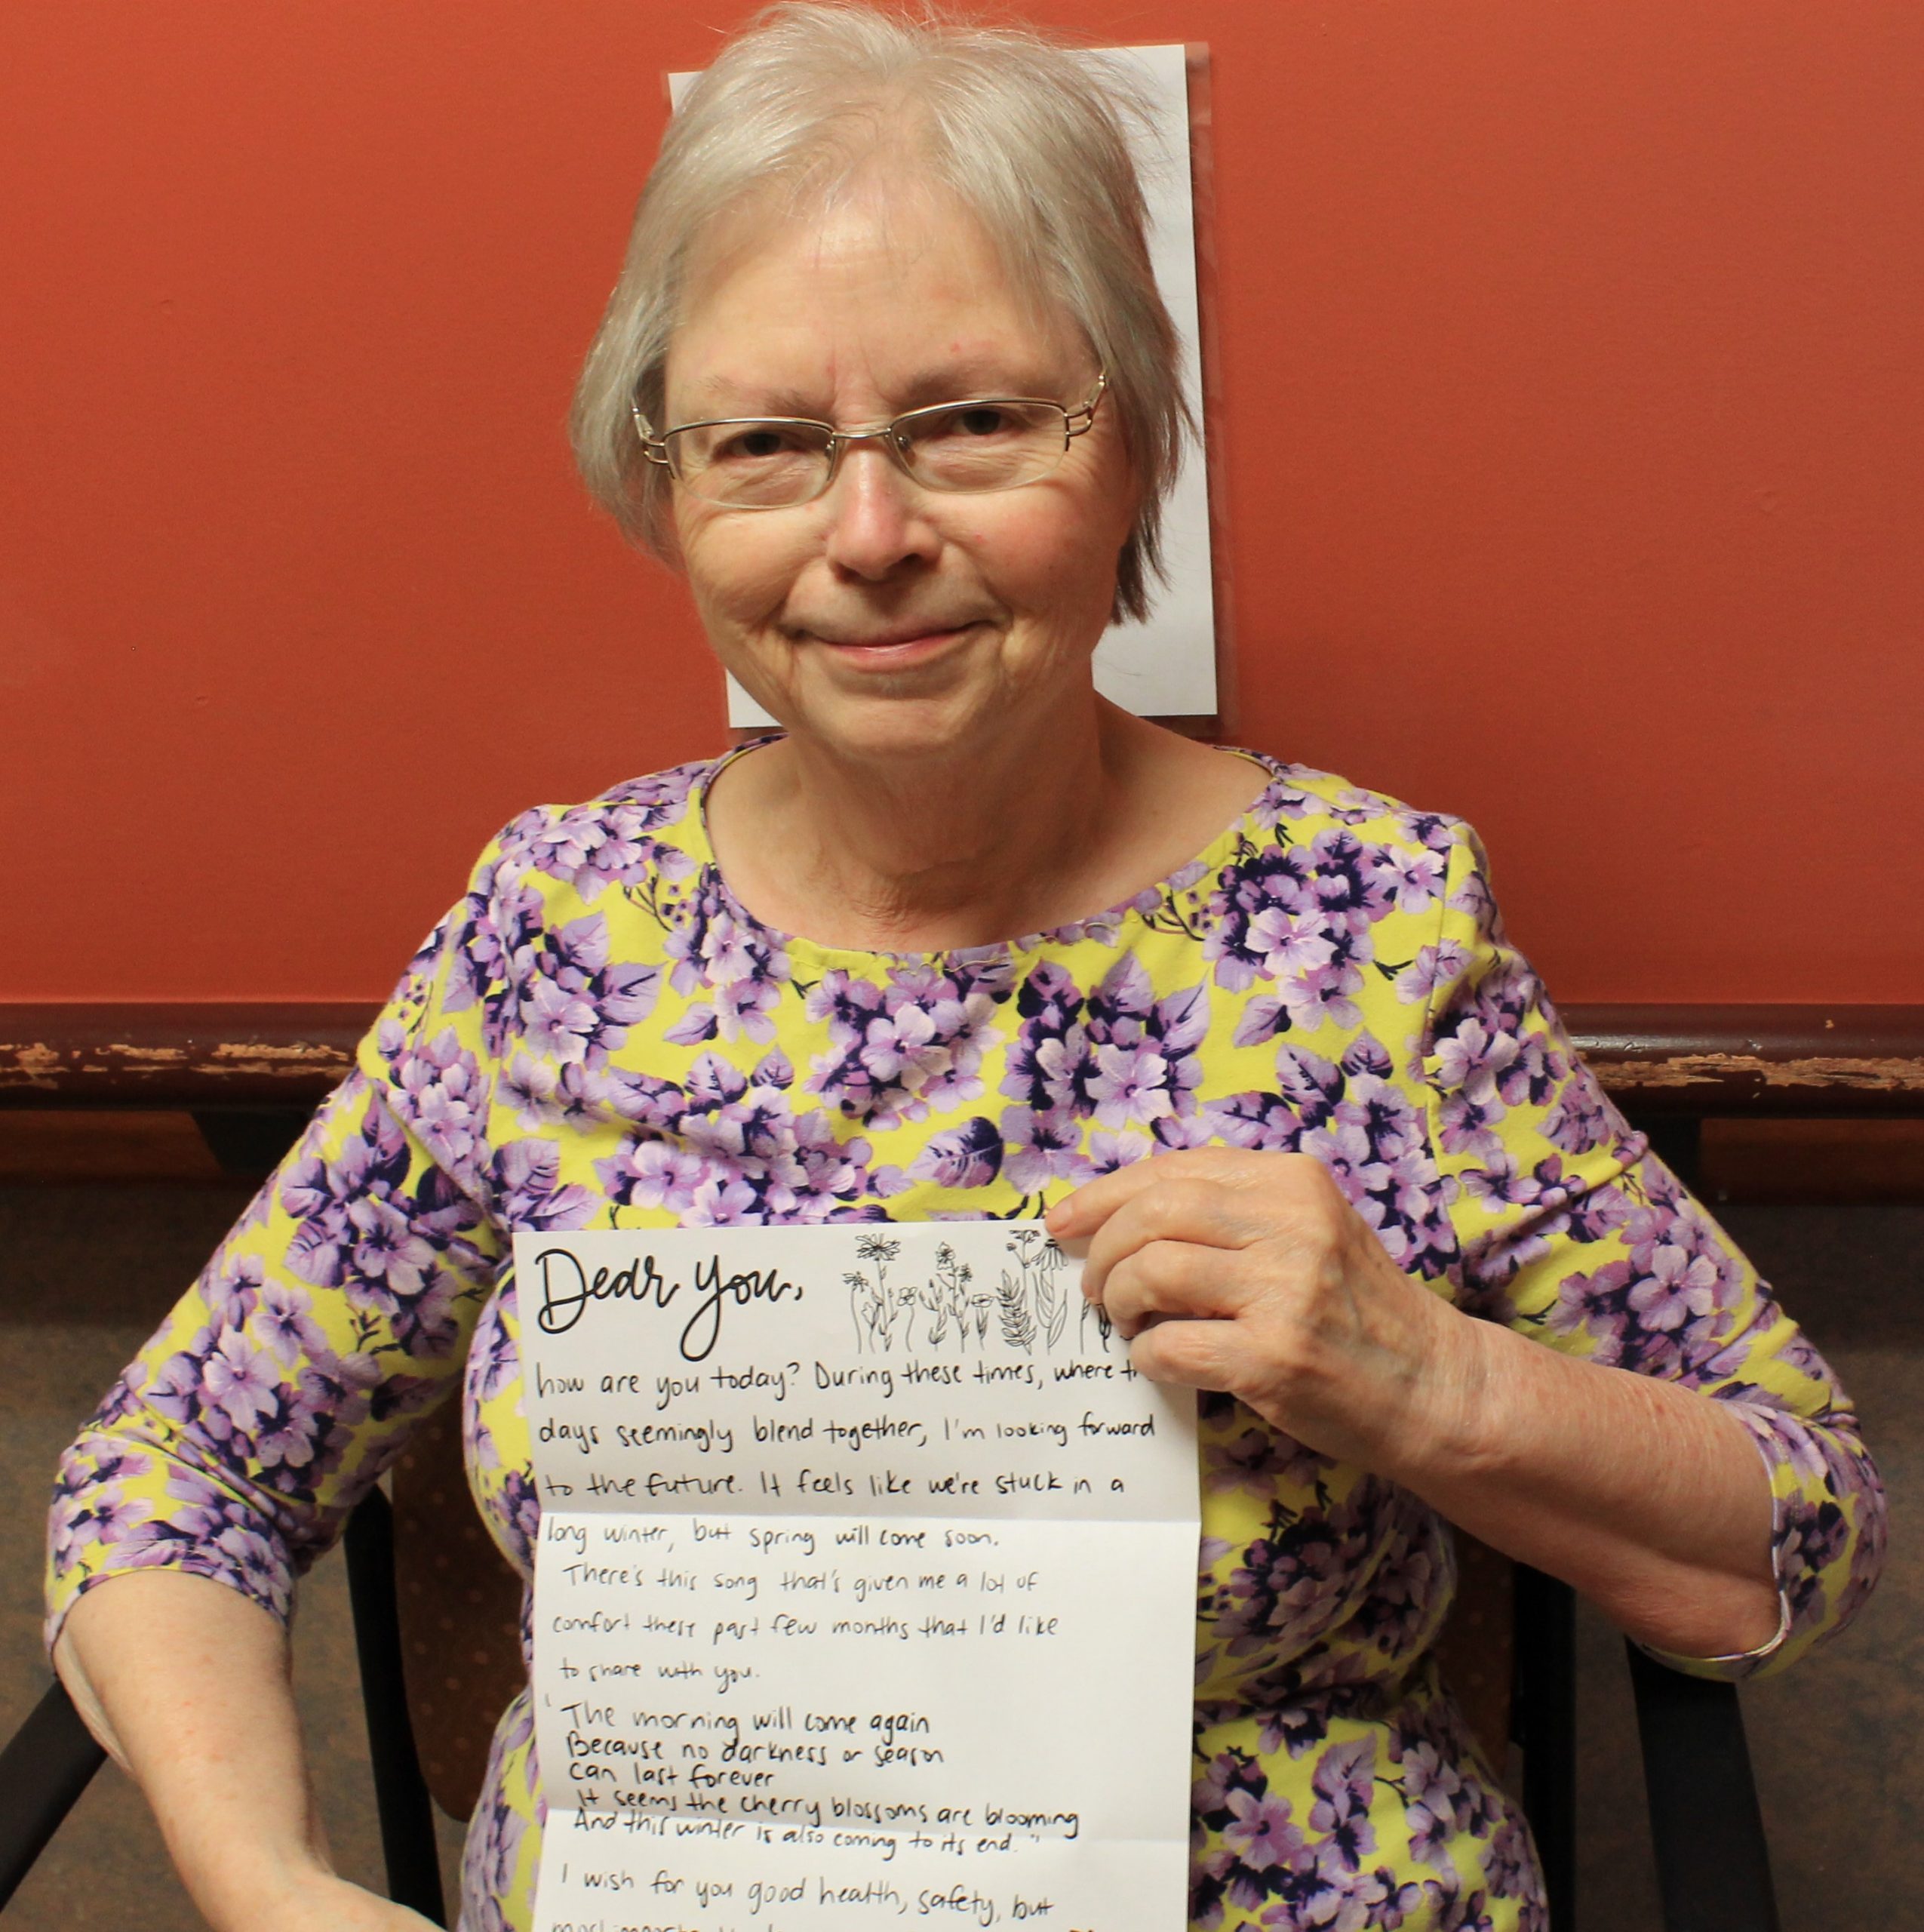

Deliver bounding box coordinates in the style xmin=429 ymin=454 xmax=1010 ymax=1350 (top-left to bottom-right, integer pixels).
xmin=570 ymin=2 xmax=1189 ymax=623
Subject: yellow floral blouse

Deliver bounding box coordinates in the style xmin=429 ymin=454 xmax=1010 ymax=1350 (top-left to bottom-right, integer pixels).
xmin=48 ymin=745 xmax=1884 ymax=1932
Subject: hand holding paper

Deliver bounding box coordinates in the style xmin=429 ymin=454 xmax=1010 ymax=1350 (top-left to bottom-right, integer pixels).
xmin=1050 ymin=1148 xmax=1480 ymax=1473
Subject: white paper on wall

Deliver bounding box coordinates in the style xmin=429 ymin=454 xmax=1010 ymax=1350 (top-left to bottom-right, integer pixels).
xmin=665 ymin=45 xmax=1219 ymax=724
xmin=519 ymin=1222 xmax=1199 ymax=1932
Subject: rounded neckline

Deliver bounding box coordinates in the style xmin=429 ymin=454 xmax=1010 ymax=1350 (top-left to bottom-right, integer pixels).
xmin=690 ymin=735 xmax=1292 ymax=969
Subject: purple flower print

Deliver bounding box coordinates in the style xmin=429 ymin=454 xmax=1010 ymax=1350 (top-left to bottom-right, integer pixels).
xmin=1083 ymin=957 xmax=1210 ymax=1137
xmin=1431 ymin=1018 xmax=1519 ymax=1124
xmin=1326 ymin=788 xmax=1385 ymax=829
xmin=662 ymin=866 xmax=791 ymax=1042
xmin=1545 ymin=1177 xmax=1752 ymax=1380
xmin=1456 ymin=1154 xmax=1630 ymax=1306
xmin=464 ymin=1296 xmax=521 ymax=1408
xmin=444 ymin=869 xmax=549 ymax=1054
xmin=462 ymin=1690 xmax=536 ymax=1930
xmin=1346 ymin=1508 xmax=1449 ymax=1658
xmin=1377 ymin=845 xmax=1446 ymax=915
xmin=1299 ymin=1069 xmax=1455 ymax=1279
xmin=1090 ymin=1035 xmax=1180 ymax=1129
xmin=250 ymin=1281 xmax=333 ymax=1370
xmin=279 ymin=1083 xmax=490 ymax=1358
xmin=379 ymin=1024 xmax=490 ymax=1186
xmin=595 ymin=1053 xmax=875 ymax=1223
xmin=1206 ymin=1088 xmax=1308 ymax=1155
xmin=1246 ymin=907 xmax=1339 ymax=986
xmin=1088 ymin=1128 xmax=1154 ymax=1173
xmin=1002 ymin=963 xmax=1096 ymax=1112
xmin=1392 ymin=1731 xmax=1471 ymax=1870
xmin=1539 ymin=1069 xmax=1620 ymax=1155
xmin=508 ymin=770 xmax=699 ymax=905
xmin=596 ymin=1137 xmax=708 ymax=1216
xmin=1428 ymin=955 xmax=1572 ymax=1158
xmin=906 ymin=1116 xmax=1004 ymax=1191
xmin=804 ymin=964 xmax=1000 ymax=1129
xmin=47 ymin=1456 xmax=155 ymax=1573
xmin=200 ymin=1328 xmax=280 ymax=1439
xmin=1393 ymin=941 xmax=1471 ymax=1006
xmin=1212 ymin=1500 xmax=1375 ymax=1659
xmin=1392 ymin=807 xmax=1459 ymax=854
xmin=492 ymin=1140 xmax=596 ymax=1232
xmin=493 ymin=1469 xmax=543 ymax=1574
xmin=1203 ymin=827 xmax=1392 ymax=1031
xmin=1625 ymin=1238 xmax=1723 ymax=1334
xmin=685 ymin=1175 xmax=764 ymax=1226
xmin=506 ymin=913 xmax=659 ymax=1069
xmin=1209 ymin=1039 xmax=1456 ymax=1281
xmin=1483 ymin=1815 xmax=1548 ymax=1931
xmin=41 ymin=749 xmax=1885 ymax=1932
xmin=1225 ymin=1788 xmax=1309 ymax=1873
xmin=1201 ymin=1402 xmax=1335 ymax=1498
xmin=501 ymin=1052 xmax=681 ymax=1137
xmin=753 ymin=1046 xmax=795 ymax=1088
xmin=1776 ymin=1497 xmax=1849 ymax=1635
xmin=1000 ymin=1106 xmax=1094 ymax=1194
xmin=1308 ymin=1735 xmax=1378 ymax=1870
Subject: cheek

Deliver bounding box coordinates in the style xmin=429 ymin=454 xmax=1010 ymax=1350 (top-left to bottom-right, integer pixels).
xmin=970 ymin=503 xmax=1115 ymax=626
xmin=680 ymin=517 xmax=805 ymax=629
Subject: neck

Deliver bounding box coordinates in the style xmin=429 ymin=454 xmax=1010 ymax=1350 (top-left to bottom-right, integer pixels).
xmin=720 ymin=694 xmax=1145 ymax=950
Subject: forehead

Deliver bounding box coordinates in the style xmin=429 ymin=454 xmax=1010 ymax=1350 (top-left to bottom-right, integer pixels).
xmin=665 ymin=176 xmax=1083 ymax=417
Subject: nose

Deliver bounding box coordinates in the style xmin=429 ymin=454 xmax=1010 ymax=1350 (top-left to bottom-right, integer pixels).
xmin=818 ymin=438 xmax=942 ymax=582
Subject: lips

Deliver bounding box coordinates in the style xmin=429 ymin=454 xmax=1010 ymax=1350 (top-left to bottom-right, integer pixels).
xmin=810 ymin=622 xmax=977 ymax=650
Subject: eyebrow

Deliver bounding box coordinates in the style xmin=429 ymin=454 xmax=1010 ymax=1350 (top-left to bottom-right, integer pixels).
xmin=681 ymin=360 xmax=1071 ymax=420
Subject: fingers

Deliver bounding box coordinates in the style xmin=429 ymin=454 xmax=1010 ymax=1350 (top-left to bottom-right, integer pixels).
xmin=1074 ymin=1176 xmax=1262 ymax=1315
xmin=1066 ymin=1153 xmax=1346 ymax=1309
xmin=1050 ymin=1148 xmax=1345 ymax=1244
xmin=1096 ymin=1238 xmax=1252 ymax=1337
xmin=1046 ymin=1146 xmax=1234 ymax=1241
xmin=1126 ymin=1315 xmax=1252 ymax=1395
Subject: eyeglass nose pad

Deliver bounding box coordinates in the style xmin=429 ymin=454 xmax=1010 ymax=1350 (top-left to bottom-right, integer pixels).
xmin=825 ymin=426 xmax=923 ymax=500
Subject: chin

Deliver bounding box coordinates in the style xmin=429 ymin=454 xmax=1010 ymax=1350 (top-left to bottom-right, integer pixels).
xmin=745 ymin=653 xmax=991 ymax=758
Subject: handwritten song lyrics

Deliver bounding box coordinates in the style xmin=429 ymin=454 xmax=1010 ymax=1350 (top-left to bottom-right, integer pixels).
xmin=518 ymin=1223 xmax=1199 ymax=1932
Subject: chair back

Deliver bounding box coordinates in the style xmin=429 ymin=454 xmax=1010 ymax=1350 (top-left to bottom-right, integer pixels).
xmin=388 ymin=1401 xmax=525 ymax=1820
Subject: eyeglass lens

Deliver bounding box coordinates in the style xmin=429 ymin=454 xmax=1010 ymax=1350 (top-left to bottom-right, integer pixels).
xmin=666 ymin=399 xmax=1074 ymax=506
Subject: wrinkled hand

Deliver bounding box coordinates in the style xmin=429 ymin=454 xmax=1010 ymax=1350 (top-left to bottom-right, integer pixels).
xmin=1046 ymin=1149 xmax=1485 ymax=1474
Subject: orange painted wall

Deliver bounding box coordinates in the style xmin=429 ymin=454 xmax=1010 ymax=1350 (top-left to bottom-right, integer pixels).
xmin=4 ymin=2 xmax=1919 ymax=1004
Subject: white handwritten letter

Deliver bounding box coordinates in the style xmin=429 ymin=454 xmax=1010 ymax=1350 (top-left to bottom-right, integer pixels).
xmin=520 ymin=1223 xmax=1199 ymax=1932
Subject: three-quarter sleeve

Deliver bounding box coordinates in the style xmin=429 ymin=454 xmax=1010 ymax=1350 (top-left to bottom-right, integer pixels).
xmin=1418 ymin=822 xmax=1886 ymax=1680
xmin=45 ymin=872 xmax=508 ymax=1649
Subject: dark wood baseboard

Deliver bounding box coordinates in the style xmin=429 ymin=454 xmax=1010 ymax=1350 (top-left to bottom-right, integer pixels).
xmin=1563 ymin=1005 xmax=1924 ymax=1115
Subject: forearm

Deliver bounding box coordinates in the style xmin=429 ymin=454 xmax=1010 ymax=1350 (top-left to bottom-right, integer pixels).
xmin=54 ymin=1571 xmax=331 ymax=1930
xmin=1392 ymin=1314 xmax=1781 ymax=1659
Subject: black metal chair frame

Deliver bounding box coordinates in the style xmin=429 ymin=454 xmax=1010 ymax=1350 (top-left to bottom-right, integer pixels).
xmin=0 ymin=1484 xmax=1779 ymax=1928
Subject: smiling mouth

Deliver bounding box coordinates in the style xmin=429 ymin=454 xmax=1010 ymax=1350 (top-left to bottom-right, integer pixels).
xmin=807 ymin=623 xmax=979 ymax=659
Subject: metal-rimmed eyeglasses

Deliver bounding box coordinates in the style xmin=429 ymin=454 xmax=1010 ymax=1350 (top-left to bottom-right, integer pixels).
xmin=631 ymin=372 xmax=1107 ymax=509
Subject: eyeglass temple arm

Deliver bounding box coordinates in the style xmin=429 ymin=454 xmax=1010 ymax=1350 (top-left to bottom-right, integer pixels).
xmin=1065 ymin=371 xmax=1108 ymax=437
xmin=631 ymin=399 xmax=671 ymax=466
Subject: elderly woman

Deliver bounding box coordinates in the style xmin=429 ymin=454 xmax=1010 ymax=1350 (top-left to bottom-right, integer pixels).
xmin=48 ymin=5 xmax=1882 ymax=1930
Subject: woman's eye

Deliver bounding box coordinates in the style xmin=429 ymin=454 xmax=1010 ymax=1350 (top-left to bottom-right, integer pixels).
xmin=714 ymin=426 xmax=801 ymax=461
xmin=914 ymin=405 xmax=1020 ymax=444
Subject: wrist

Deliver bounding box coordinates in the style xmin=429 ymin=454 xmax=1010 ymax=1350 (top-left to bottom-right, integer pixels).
xmin=175 ymin=1823 xmax=333 ymax=1932
xmin=1378 ymin=1294 xmax=1507 ymax=1492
